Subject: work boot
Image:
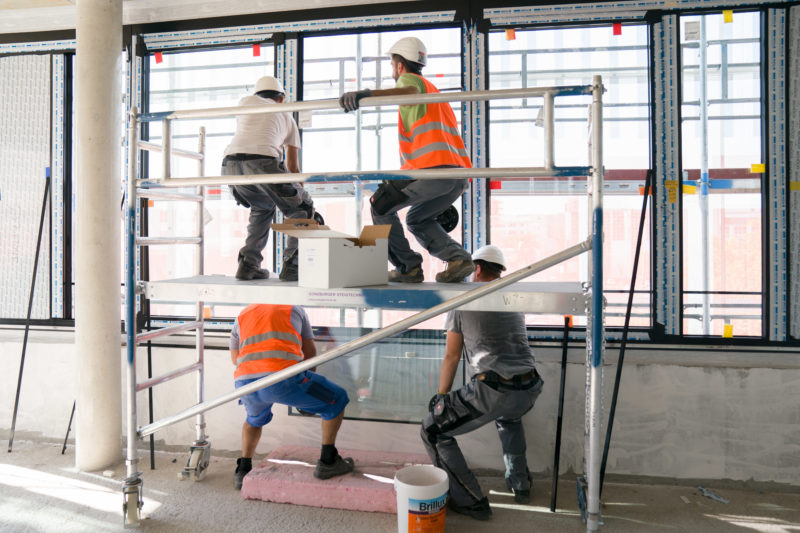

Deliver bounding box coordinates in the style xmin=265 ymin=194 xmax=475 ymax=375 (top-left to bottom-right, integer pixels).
xmin=279 ymin=251 xmax=299 ymax=282
xmin=236 ymin=262 xmax=269 ymax=281
xmin=388 ymin=266 xmax=424 ymax=283
xmin=313 ymin=455 xmax=355 ymax=480
xmin=506 ymin=472 xmax=532 ymax=504
xmin=448 ymin=496 xmax=492 ymax=521
xmin=234 ymin=457 xmax=252 ymax=490
xmin=435 ymin=259 xmax=475 ymax=283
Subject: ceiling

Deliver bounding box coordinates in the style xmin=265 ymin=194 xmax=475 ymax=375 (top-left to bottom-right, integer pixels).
xmin=0 ymin=0 xmax=407 ymax=35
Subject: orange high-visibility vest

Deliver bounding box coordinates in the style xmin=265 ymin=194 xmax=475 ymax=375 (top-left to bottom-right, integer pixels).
xmin=398 ymin=75 xmax=472 ymax=170
xmin=234 ymin=304 xmax=304 ymax=380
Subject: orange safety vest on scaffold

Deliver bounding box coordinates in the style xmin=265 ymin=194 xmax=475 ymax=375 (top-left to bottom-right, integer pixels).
xmin=398 ymin=74 xmax=472 ymax=170
xmin=234 ymin=304 xmax=304 ymax=380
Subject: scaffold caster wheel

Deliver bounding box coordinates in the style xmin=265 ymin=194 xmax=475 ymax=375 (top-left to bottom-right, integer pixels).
xmin=123 ymin=478 xmax=143 ymax=528
xmin=178 ymin=442 xmax=211 ymax=482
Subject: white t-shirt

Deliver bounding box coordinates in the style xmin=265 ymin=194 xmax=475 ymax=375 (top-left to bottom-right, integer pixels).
xmin=223 ymin=95 xmax=301 ymax=158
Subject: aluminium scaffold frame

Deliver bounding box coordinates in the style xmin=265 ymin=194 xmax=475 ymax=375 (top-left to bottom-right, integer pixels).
xmin=123 ymin=77 xmax=606 ymax=533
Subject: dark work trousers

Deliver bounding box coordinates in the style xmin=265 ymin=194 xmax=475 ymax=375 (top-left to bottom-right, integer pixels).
xmin=222 ymin=157 xmax=314 ymax=268
xmin=371 ymin=176 xmax=470 ymax=274
xmin=420 ymin=376 xmax=543 ymax=507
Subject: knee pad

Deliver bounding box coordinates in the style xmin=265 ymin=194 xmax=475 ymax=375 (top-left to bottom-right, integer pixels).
xmin=298 ymin=200 xmax=315 ymax=219
xmin=436 ymin=205 xmax=459 ymax=233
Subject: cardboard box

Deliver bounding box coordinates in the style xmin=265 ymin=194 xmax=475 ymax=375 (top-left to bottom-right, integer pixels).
xmin=271 ymin=219 xmax=391 ymax=288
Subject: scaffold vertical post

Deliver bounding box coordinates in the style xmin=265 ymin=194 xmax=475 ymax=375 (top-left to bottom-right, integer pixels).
xmin=543 ymin=91 xmax=554 ymax=170
xmin=195 ymin=126 xmax=207 ymax=445
xmin=124 ymin=107 xmax=143 ymax=527
xmin=586 ymin=75 xmax=605 ymax=533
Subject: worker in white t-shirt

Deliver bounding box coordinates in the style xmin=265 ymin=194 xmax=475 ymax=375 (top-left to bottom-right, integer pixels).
xmin=223 ymin=75 xmax=320 ymax=282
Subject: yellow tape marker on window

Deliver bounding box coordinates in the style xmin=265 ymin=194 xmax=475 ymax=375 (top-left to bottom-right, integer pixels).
xmin=790 ymin=182 xmax=800 ymax=192
xmin=723 ymin=324 xmax=733 ymax=338
xmin=750 ymin=163 xmax=765 ymax=173
xmin=682 ymin=184 xmax=696 ymax=194
xmin=723 ymin=10 xmax=733 ymax=23
xmin=665 ymin=180 xmax=678 ymax=203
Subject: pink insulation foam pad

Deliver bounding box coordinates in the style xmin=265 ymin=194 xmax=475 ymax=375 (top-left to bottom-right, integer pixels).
xmin=240 ymin=445 xmax=432 ymax=513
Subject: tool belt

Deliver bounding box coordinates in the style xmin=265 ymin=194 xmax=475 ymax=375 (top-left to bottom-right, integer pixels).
xmin=224 ymin=153 xmax=276 ymax=162
xmin=474 ymin=369 xmax=540 ymax=389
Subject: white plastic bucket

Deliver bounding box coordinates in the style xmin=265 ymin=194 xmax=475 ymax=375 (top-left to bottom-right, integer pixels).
xmin=394 ymin=465 xmax=449 ymax=533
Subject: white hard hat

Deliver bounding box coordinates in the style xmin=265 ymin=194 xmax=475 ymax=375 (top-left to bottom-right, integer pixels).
xmin=254 ymin=76 xmax=284 ymax=94
xmin=387 ymin=37 xmax=427 ymax=66
xmin=472 ymin=245 xmax=506 ymax=270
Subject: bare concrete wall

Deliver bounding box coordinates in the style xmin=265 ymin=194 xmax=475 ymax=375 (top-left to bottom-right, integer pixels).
xmin=2 ymin=331 xmax=798 ymax=486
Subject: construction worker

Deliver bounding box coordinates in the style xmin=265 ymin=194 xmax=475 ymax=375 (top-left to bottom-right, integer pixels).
xmin=420 ymin=245 xmax=544 ymax=520
xmin=339 ymin=37 xmax=474 ymax=283
xmin=231 ymin=303 xmax=354 ymax=489
xmin=223 ymin=75 xmax=318 ymax=281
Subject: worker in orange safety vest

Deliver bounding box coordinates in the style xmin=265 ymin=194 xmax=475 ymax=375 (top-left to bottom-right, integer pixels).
xmin=339 ymin=36 xmax=475 ymax=284
xmin=230 ymin=303 xmax=353 ymax=489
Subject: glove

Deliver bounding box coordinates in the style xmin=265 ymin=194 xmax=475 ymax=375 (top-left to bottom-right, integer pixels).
xmin=339 ymin=89 xmax=372 ymax=112
xmin=428 ymin=393 xmax=446 ymax=413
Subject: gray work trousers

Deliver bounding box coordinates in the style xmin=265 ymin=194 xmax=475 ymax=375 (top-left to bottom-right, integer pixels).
xmin=420 ymin=376 xmax=543 ymax=507
xmin=371 ymin=178 xmax=470 ymax=274
xmin=222 ymin=157 xmax=314 ymax=268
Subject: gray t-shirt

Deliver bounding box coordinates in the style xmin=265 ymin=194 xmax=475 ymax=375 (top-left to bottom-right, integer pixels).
xmin=445 ymin=309 xmax=536 ymax=380
xmin=230 ymin=305 xmax=313 ymax=351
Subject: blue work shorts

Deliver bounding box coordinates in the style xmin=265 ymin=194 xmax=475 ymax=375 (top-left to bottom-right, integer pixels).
xmin=235 ymin=370 xmax=349 ymax=427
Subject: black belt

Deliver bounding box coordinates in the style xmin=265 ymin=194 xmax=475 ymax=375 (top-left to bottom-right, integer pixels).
xmin=475 ymin=369 xmax=540 ymax=387
xmin=224 ymin=153 xmax=276 ymax=162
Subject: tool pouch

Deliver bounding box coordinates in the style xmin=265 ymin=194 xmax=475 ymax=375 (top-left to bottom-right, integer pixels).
xmin=230 ymin=186 xmax=251 ymax=208
xmin=370 ymin=179 xmax=414 ymax=216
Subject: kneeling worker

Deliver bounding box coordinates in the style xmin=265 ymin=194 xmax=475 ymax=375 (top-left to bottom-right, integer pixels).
xmin=420 ymin=245 xmax=544 ymax=520
xmin=231 ymin=303 xmax=354 ymax=489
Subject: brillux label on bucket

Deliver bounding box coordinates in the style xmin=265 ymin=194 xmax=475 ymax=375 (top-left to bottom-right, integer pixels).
xmin=407 ymin=495 xmax=446 ymax=532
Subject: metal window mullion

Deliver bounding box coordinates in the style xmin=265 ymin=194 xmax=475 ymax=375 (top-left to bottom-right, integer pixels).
xmin=790 ymin=5 xmax=800 ymax=341
xmin=51 ymin=54 xmax=65 ymax=319
xmin=653 ymin=15 xmax=682 ymax=335
xmin=465 ymin=21 xmax=487 ymax=253
xmin=767 ymin=8 xmax=788 ymax=341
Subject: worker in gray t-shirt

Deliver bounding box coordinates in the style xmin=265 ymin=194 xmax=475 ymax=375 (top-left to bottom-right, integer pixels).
xmin=420 ymin=245 xmax=544 ymax=521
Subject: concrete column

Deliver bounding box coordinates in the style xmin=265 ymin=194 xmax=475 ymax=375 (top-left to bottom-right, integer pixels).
xmin=75 ymin=0 xmax=123 ymax=471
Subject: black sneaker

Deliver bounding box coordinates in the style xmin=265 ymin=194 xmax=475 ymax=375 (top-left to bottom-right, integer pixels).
xmin=236 ymin=262 xmax=269 ymax=281
xmin=448 ymin=496 xmax=492 ymax=521
xmin=313 ymin=455 xmax=354 ymax=480
xmin=234 ymin=458 xmax=252 ymax=490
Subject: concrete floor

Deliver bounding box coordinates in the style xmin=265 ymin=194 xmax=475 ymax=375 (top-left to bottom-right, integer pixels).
xmin=1 ymin=439 xmax=799 ymax=532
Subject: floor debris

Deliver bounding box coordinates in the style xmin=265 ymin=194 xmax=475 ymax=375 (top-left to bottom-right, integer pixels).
xmin=697 ymin=486 xmax=729 ymax=504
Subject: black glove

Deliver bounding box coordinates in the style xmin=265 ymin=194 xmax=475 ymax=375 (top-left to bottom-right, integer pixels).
xmin=339 ymin=89 xmax=372 ymax=112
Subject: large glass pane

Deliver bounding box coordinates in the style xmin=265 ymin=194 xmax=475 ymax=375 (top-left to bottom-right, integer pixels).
xmin=146 ymin=47 xmax=274 ymax=318
xmin=488 ymin=25 xmax=652 ymax=328
xmin=0 ymin=54 xmax=51 ymax=320
xmin=680 ymin=12 xmax=762 ymax=336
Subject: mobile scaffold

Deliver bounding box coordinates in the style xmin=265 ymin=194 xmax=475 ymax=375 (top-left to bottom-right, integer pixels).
xmin=123 ymin=76 xmax=605 ymax=532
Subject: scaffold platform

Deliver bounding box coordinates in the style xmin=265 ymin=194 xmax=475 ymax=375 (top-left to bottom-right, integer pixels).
xmin=143 ymin=275 xmax=587 ymax=314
